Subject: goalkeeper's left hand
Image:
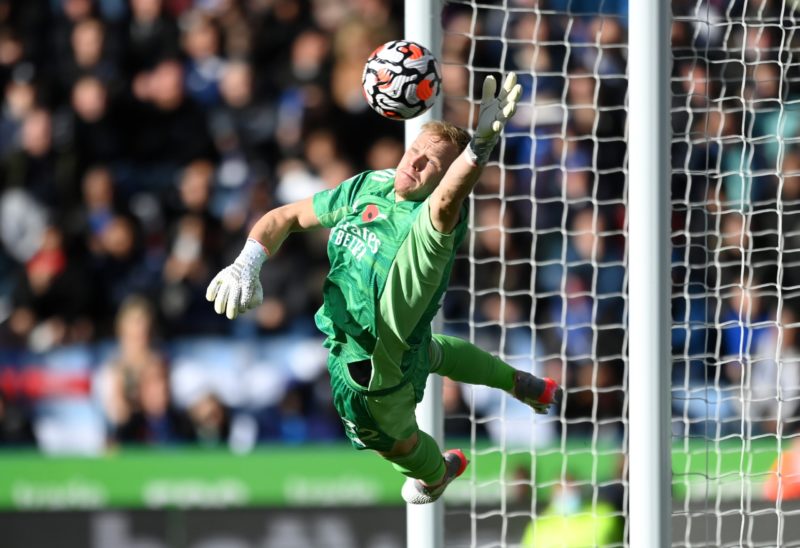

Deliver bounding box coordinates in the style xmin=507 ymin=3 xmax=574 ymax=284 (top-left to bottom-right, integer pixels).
xmin=466 ymin=72 xmax=522 ymax=166
xmin=206 ymin=238 xmax=268 ymax=320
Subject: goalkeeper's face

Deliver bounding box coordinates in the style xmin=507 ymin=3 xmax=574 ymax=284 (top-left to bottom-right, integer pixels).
xmin=394 ymin=131 xmax=459 ymax=201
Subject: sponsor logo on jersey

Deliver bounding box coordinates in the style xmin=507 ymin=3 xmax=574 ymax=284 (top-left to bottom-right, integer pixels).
xmin=331 ymin=221 xmax=381 ymax=260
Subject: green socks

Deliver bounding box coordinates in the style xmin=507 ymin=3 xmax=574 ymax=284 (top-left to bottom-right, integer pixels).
xmin=385 ymin=335 xmax=517 ymax=485
xmin=430 ymin=334 xmax=516 ymax=391
xmin=387 ymin=430 xmax=446 ymax=484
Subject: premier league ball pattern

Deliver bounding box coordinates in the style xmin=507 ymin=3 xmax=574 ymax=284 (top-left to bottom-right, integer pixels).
xmin=361 ymin=40 xmax=442 ymax=120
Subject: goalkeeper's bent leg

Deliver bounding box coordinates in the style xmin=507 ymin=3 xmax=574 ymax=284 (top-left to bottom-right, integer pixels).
xmin=430 ymin=334 xmax=563 ymax=414
xmin=430 ymin=334 xmax=516 ymax=390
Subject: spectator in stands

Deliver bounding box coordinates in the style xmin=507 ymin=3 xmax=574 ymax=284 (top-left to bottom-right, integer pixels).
xmin=7 ymin=224 xmax=93 ymax=350
xmin=0 ymin=66 xmax=36 ymax=159
xmin=186 ymin=391 xmax=231 ymax=446
xmin=442 ymin=377 xmax=488 ymax=440
xmin=113 ymin=358 xmax=195 ymax=445
xmin=673 ymin=284 xmax=771 ymax=438
xmin=0 ymin=30 xmax=26 ymax=92
xmin=250 ymin=0 xmax=311 ymax=89
xmin=74 ymin=165 xmax=119 ymax=253
xmin=163 ymin=159 xmax=217 ymax=221
xmin=180 ymin=11 xmax=224 ymax=108
xmin=719 ymin=286 xmax=774 ymax=363
xmin=777 ymin=145 xmax=800 ymax=288
xmin=276 ymin=376 xmax=342 ymax=444
xmin=209 ymin=59 xmax=277 ymax=180
xmin=2 ymin=108 xmax=78 ymax=209
xmin=566 ymin=206 xmax=625 ymax=324
xmin=88 ymin=214 xmax=158 ymax=327
xmin=271 ymin=28 xmax=332 ymax=157
xmin=585 ymin=17 xmax=626 ymax=78
xmin=0 ymin=392 xmax=36 ymax=446
xmin=521 ymin=464 xmax=625 ymax=547
xmin=742 ymin=307 xmax=800 ymax=436
xmin=564 ymin=359 xmax=624 ymax=440
xmin=159 ymin=160 xmax=227 ymax=334
xmin=506 ymin=12 xmax=564 ymax=98
xmin=212 ymin=1 xmax=253 ymax=60
xmin=328 ymin=21 xmax=402 ymax=166
xmin=57 ymin=18 xmax=121 ymax=100
xmin=470 ymin=198 xmax=533 ymax=331
xmin=748 ymin=62 xmax=800 ymax=179
xmin=50 ymin=0 xmax=100 ymax=95
xmin=124 ymin=0 xmax=179 ymax=74
xmin=98 ymin=295 xmax=167 ymax=430
xmin=65 ymin=76 xmax=123 ymax=171
xmin=128 ymin=58 xmax=214 ymax=171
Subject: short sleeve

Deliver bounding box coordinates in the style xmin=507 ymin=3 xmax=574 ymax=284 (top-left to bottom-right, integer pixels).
xmin=312 ymin=172 xmax=365 ymax=228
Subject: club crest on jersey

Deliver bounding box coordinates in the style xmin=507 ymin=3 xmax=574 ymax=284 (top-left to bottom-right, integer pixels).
xmin=361 ymin=204 xmax=386 ymax=223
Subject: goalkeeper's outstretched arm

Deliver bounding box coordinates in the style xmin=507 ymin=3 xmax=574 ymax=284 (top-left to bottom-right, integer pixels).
xmin=205 ymin=197 xmax=320 ymax=319
xmin=428 ymin=73 xmax=521 ymax=234
xmin=247 ymin=196 xmax=321 ymax=256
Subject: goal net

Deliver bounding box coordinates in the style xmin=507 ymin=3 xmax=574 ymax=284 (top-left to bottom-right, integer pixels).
xmin=439 ymin=1 xmax=628 ymax=546
xmin=438 ymin=1 xmax=800 ymax=547
xmin=671 ymin=1 xmax=800 ymax=546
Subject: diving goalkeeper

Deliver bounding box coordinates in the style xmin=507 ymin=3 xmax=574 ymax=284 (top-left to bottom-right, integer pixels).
xmin=206 ymin=73 xmax=562 ymax=504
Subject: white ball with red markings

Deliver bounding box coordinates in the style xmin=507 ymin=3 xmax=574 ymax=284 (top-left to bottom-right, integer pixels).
xmin=361 ymin=40 xmax=442 ymax=120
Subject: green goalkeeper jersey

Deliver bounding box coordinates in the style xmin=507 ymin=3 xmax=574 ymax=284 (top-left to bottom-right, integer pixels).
xmin=312 ymin=169 xmax=468 ymax=371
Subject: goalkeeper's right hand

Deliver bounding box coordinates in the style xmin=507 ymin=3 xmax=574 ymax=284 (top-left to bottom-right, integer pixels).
xmin=206 ymin=238 xmax=269 ymax=320
xmin=466 ymin=72 xmax=522 ymax=167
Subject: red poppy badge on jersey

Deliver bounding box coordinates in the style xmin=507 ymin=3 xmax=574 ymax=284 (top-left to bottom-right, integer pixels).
xmin=362 ymin=204 xmax=381 ymax=222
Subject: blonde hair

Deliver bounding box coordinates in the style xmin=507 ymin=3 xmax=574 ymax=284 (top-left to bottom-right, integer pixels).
xmin=421 ymin=121 xmax=471 ymax=153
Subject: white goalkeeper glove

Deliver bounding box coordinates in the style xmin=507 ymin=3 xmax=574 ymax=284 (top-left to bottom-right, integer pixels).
xmin=206 ymin=238 xmax=268 ymax=320
xmin=466 ymin=73 xmax=522 ymax=166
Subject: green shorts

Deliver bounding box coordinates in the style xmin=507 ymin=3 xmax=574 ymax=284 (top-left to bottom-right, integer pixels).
xmin=327 ymin=200 xmax=463 ymax=451
xmin=328 ymin=355 xmax=420 ymax=451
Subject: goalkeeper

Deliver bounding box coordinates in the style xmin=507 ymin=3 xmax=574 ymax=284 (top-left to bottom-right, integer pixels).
xmin=206 ymin=74 xmax=562 ymax=504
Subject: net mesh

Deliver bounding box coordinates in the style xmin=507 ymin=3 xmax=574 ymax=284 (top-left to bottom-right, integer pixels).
xmin=438 ymin=0 xmax=800 ymax=546
xmin=671 ymin=1 xmax=800 ymax=546
xmin=439 ymin=1 xmax=628 ymax=546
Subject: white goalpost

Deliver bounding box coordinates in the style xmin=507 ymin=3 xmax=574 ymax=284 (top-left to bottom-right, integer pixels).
xmin=628 ymin=1 xmax=672 ymax=547
xmin=405 ymin=1 xmax=445 ymax=547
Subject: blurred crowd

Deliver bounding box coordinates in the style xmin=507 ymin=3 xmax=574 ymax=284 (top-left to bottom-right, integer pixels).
xmin=0 ymin=0 xmax=797 ymax=455
xmin=670 ymin=0 xmax=800 ymax=438
xmin=0 ymin=0 xmax=406 ymax=452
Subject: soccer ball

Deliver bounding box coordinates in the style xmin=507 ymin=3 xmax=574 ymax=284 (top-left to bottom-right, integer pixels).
xmin=361 ymin=40 xmax=442 ymax=120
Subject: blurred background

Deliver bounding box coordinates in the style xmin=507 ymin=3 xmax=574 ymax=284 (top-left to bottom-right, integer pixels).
xmin=1 ymin=0 xmax=800 ymax=546
xmin=0 ymin=0 xmax=410 ymax=457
